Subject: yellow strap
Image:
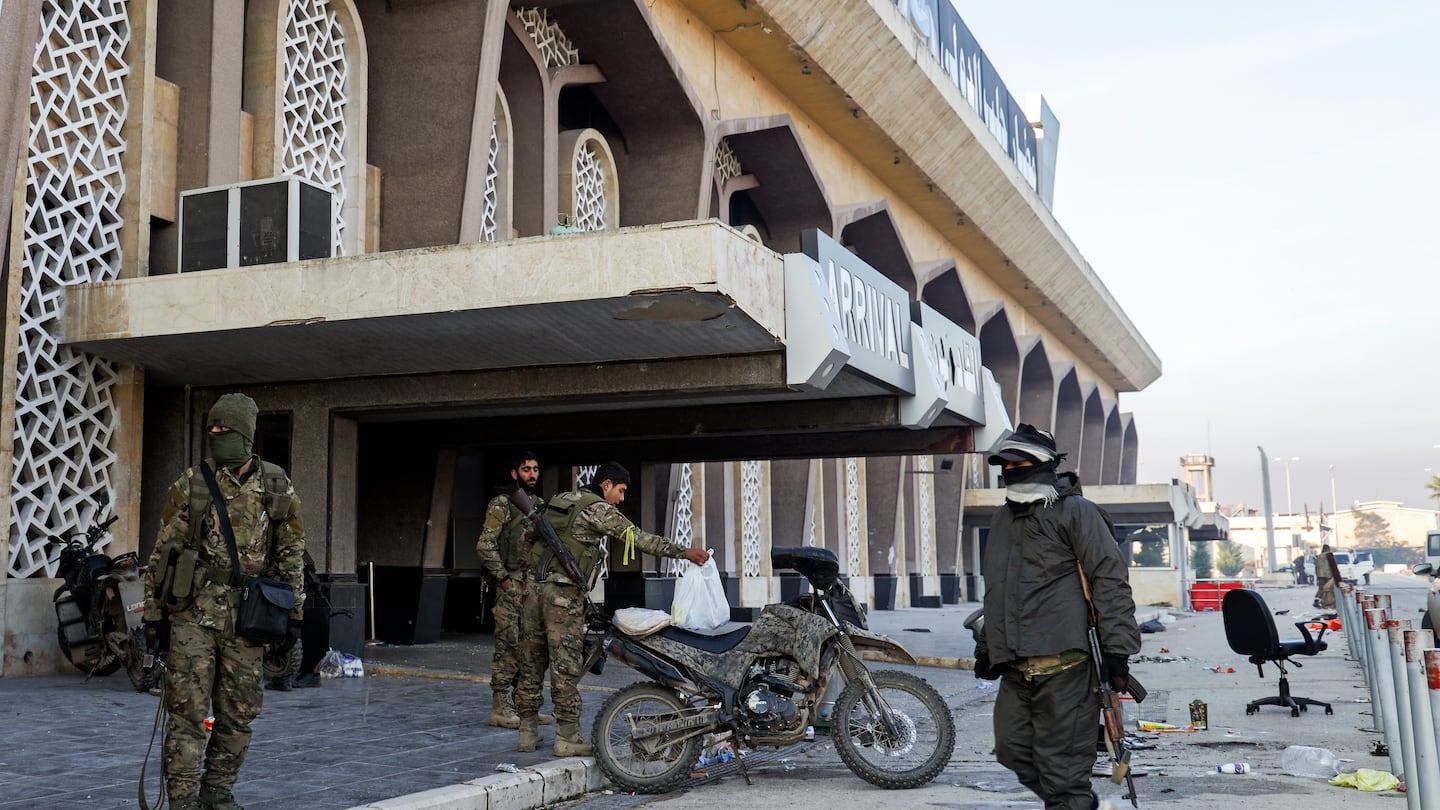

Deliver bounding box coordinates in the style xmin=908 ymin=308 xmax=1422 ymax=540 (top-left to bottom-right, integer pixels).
xmin=620 ymin=525 xmax=637 ymax=565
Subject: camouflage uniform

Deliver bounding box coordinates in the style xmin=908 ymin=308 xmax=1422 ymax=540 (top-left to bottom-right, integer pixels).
xmin=515 ymin=489 xmax=690 ymax=730
xmin=143 ymin=461 xmax=305 ymax=805
xmin=475 ymin=490 xmax=534 ymax=717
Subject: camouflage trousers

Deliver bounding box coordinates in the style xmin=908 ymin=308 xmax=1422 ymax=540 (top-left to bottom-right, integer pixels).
xmin=1315 ymin=577 xmax=1335 ymax=609
xmin=162 ymin=620 xmax=264 ymax=800
xmin=514 ymin=581 xmax=585 ymax=724
xmin=490 ymin=577 xmax=525 ymax=693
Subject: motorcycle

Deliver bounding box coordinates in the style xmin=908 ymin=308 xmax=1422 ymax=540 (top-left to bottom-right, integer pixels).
xmin=587 ymin=545 xmax=956 ymax=793
xmin=51 ymin=495 xmax=154 ymax=691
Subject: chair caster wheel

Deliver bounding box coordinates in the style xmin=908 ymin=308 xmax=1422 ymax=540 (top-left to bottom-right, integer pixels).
xmin=1291 ymin=708 xmax=1301 ymax=717
xmin=1325 ymin=707 xmax=1334 ymax=715
xmin=1247 ymin=707 xmax=1257 ymax=715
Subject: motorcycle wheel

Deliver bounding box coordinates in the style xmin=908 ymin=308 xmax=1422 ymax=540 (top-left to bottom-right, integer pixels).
xmin=832 ymin=669 xmax=955 ymax=789
xmin=592 ymin=683 xmax=702 ymax=794
xmin=56 ymin=624 xmax=122 ymax=676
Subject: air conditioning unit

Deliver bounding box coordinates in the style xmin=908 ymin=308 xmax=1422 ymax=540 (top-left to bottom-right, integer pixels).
xmin=178 ymin=176 xmax=333 ymax=272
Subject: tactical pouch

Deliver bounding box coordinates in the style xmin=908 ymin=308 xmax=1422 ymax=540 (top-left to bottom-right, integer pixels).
xmin=165 ymin=548 xmax=200 ymax=611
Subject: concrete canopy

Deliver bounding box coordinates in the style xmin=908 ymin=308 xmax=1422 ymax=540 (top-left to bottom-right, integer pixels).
xmin=62 ymin=222 xmax=974 ymax=460
xmin=715 ymin=116 xmax=833 ymax=253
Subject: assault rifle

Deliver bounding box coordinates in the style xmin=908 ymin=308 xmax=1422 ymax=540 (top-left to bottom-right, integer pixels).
xmin=1078 ymin=563 xmax=1147 ymax=808
xmin=507 ymin=488 xmax=589 ymax=589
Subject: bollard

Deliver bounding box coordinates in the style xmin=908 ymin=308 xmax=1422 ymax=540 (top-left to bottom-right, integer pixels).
xmin=1404 ymin=630 xmax=1439 ymax=810
xmin=1428 ymin=650 xmax=1440 ymax=767
xmin=1367 ymin=608 xmax=1400 ymax=773
xmin=1388 ymin=622 xmax=1419 ymax=810
xmin=1344 ymin=586 xmax=1363 ymax=663
xmin=1357 ymin=593 xmax=1375 ymax=676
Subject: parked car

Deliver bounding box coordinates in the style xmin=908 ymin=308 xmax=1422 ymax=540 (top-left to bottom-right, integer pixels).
xmin=1330 ymin=550 xmax=1374 ymax=585
xmin=1418 ymin=531 xmax=1440 ymax=644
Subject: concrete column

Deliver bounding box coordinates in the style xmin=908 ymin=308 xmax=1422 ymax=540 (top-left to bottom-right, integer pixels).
xmin=119 ymin=0 xmax=160 ymax=279
xmin=108 ymin=367 xmax=147 ymax=556
xmin=327 ymin=414 xmax=359 ymax=575
xmin=0 ymin=0 xmax=42 ymax=598
xmin=159 ymin=0 xmax=245 ymax=188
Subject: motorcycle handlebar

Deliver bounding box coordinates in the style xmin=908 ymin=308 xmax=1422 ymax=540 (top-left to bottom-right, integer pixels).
xmin=100 ymin=515 xmax=118 ymax=531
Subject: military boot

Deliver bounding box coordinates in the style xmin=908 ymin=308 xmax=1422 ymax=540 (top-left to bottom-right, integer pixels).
xmin=489 ymin=691 xmax=521 ymax=729
xmin=169 ymin=799 xmax=202 ymax=810
xmin=518 ymin=715 xmax=542 ymax=752
xmin=198 ymin=784 xmax=245 ymax=810
xmin=553 ymin=721 xmax=594 ymax=757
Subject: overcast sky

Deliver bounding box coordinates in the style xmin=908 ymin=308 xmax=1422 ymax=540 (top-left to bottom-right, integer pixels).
xmin=952 ymin=0 xmax=1440 ymax=518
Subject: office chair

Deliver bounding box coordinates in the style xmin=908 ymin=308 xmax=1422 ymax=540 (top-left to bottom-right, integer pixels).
xmin=1221 ymin=588 xmax=1334 ymax=717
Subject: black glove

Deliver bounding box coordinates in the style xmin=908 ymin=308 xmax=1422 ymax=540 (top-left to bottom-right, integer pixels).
xmin=973 ymin=651 xmax=999 ymax=680
xmin=1102 ymin=653 xmax=1130 ymax=692
xmin=145 ymin=620 xmax=170 ymax=657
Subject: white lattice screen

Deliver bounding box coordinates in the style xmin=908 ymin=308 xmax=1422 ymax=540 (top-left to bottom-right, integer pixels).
xmin=664 ymin=463 xmax=694 ymax=575
xmin=516 ymin=6 xmax=578 ymax=68
xmin=715 ymin=138 xmax=742 ymax=185
xmin=917 ymin=455 xmax=933 ymax=576
xmin=740 ymin=461 xmax=762 ymax=577
xmin=573 ymin=142 xmax=608 ymax=231
xmin=8 ymin=0 xmax=130 ymax=578
xmin=481 ymin=117 xmax=500 ymax=243
xmin=281 ymin=0 xmax=350 ymax=255
xmin=845 ymin=458 xmax=861 ymax=575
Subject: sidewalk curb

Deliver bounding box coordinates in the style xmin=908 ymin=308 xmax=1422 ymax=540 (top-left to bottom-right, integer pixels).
xmin=343 ymin=757 xmax=604 ymax=810
xmin=367 ymin=663 xmax=620 ymax=693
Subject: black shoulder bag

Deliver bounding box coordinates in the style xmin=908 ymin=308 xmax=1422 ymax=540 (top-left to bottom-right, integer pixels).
xmin=199 ymin=461 xmax=295 ymax=644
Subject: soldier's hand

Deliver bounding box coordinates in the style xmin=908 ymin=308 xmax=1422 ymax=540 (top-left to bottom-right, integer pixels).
xmin=145 ymin=620 xmax=170 ymax=657
xmin=683 ymin=548 xmax=710 ymax=566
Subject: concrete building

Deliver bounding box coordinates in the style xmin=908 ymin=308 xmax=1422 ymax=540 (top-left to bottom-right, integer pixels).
xmin=0 ymin=0 xmax=1159 ymax=674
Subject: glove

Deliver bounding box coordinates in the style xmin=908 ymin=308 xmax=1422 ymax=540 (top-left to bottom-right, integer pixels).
xmin=1102 ymin=653 xmax=1130 ymax=692
xmin=973 ymin=651 xmax=999 ymax=680
xmin=272 ymin=619 xmax=303 ymax=659
xmin=145 ymin=620 xmax=170 ymax=657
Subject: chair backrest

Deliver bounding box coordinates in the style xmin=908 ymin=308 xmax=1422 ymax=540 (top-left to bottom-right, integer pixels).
xmin=1222 ymin=588 xmax=1280 ymax=658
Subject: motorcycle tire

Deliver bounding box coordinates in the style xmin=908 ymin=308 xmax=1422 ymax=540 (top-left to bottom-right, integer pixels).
xmin=832 ymin=669 xmax=955 ymax=789
xmin=56 ymin=624 xmax=122 ymax=676
xmin=592 ymin=683 xmax=702 ymax=794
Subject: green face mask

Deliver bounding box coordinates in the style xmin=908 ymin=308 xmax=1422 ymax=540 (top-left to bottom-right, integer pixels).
xmin=208 ymin=432 xmax=252 ymax=469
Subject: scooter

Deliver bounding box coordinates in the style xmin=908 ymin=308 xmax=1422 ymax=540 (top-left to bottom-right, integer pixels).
xmin=51 ymin=494 xmax=154 ymax=691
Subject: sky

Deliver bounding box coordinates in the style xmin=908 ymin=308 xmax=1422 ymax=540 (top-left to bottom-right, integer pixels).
xmin=951 ymin=0 xmax=1440 ymax=516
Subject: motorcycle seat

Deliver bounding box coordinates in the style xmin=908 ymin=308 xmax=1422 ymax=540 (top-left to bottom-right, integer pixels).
xmin=655 ymin=623 xmax=751 ymax=653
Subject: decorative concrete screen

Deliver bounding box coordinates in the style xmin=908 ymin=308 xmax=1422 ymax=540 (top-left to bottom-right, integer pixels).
xmin=9 ymin=0 xmax=130 ymax=578
xmin=482 ymin=117 xmax=500 ymax=242
xmin=280 ymin=0 xmax=350 ymax=256
xmin=740 ymin=460 xmax=763 ymax=577
xmin=516 ymin=6 xmax=578 ymax=68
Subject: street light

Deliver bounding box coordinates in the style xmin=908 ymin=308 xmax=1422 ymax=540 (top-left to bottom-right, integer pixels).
xmin=1274 ymin=456 xmax=1299 ymax=516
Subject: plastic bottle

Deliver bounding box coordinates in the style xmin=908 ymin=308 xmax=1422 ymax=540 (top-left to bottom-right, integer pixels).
xmin=1217 ymin=763 xmax=1250 ymax=774
xmin=1280 ymin=746 xmax=1340 ymax=778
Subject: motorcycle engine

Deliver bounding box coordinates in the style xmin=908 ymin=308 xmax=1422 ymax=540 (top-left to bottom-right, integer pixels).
xmin=737 ymin=658 xmax=810 ymax=735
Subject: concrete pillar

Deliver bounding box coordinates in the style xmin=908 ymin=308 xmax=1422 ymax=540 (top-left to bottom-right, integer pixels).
xmin=327 ymin=414 xmax=359 ymax=575
xmin=735 ymin=460 xmax=773 ymax=609
xmin=119 ymin=0 xmax=160 ymax=279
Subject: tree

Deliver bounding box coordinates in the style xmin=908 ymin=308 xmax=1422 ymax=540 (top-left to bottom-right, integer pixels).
xmin=1214 ymin=540 xmax=1246 ymax=578
xmin=1427 ymin=474 xmax=1440 ymax=511
xmin=1190 ymin=542 xmax=1214 ymax=580
xmin=1352 ymin=509 xmax=1392 ymax=547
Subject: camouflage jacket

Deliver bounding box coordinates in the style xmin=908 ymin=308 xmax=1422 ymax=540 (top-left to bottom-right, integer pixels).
xmin=476 ymin=491 xmax=534 ymax=582
xmin=142 ymin=459 xmax=306 ymax=629
xmin=536 ymin=488 xmax=690 ymax=587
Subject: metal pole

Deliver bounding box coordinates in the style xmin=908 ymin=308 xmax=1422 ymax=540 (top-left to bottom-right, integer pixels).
xmin=1367 ymin=607 xmax=1401 ymax=774
xmin=1285 ymin=460 xmax=1294 ymax=520
xmin=1259 ymin=447 xmax=1277 ymax=574
xmin=1388 ymin=623 xmax=1418 ymax=808
xmin=1403 ymin=629 xmax=1439 ymax=809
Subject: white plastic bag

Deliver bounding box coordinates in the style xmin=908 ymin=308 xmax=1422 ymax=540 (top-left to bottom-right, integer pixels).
xmin=614 ymin=607 xmax=673 ymax=636
xmin=671 ymin=557 xmax=729 ymax=631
